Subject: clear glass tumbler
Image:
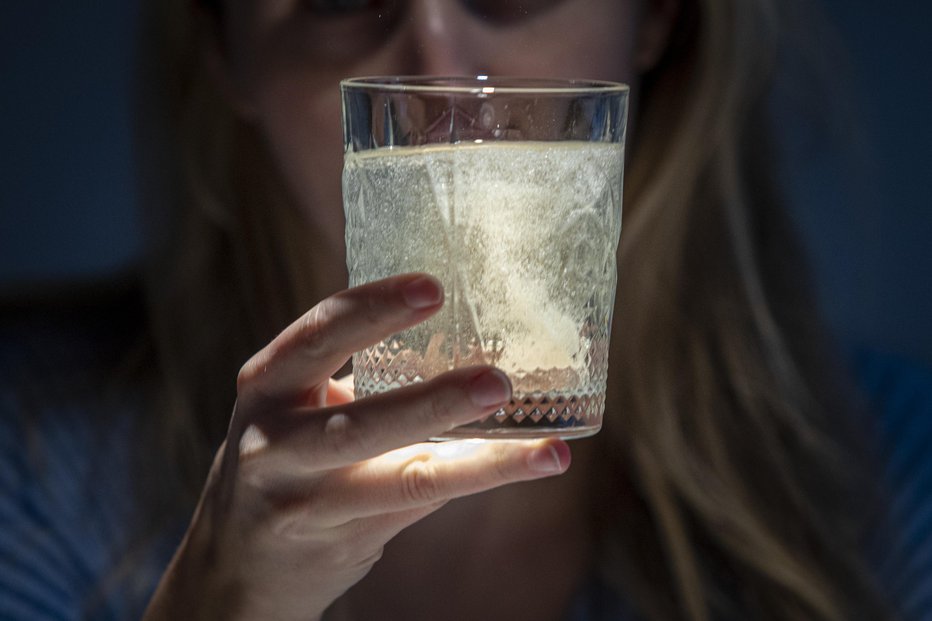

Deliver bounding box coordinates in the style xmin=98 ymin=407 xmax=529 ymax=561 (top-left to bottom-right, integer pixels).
xmin=341 ymin=76 xmax=628 ymax=439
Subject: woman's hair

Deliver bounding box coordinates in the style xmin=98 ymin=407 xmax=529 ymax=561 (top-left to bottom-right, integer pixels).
xmin=133 ymin=0 xmax=891 ymax=619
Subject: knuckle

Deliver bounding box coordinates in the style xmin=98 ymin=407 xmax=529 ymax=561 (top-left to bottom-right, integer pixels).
xmin=263 ymin=487 xmax=327 ymax=538
xmin=361 ymin=287 xmax=384 ymax=327
xmin=236 ymin=457 xmax=266 ymax=494
xmin=300 ymin=301 xmax=331 ymax=360
xmin=236 ymin=356 xmax=260 ymax=394
xmin=265 ymin=503 xmax=301 ymax=538
xmin=235 ymin=463 xmax=279 ymax=524
xmin=322 ymin=412 xmax=372 ymax=460
xmin=490 ymin=444 xmax=515 ymax=482
xmin=235 ymin=356 xmax=276 ymax=407
xmin=334 ymin=285 xmax=385 ymax=330
xmin=420 ymin=388 xmax=451 ymax=427
xmin=237 ymin=423 xmax=270 ymax=460
xmin=400 ymin=458 xmax=442 ymax=504
xmin=238 ymin=459 xmax=282 ymax=507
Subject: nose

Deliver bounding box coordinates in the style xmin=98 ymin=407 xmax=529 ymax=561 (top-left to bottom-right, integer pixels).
xmin=399 ymin=0 xmax=488 ymax=75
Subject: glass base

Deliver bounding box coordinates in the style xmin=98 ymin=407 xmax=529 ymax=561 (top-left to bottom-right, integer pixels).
xmin=431 ymin=424 xmax=601 ymax=441
xmin=430 ymin=393 xmax=604 ymax=441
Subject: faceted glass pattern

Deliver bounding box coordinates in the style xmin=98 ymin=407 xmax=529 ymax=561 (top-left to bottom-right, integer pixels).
xmin=341 ymin=77 xmax=628 ymax=439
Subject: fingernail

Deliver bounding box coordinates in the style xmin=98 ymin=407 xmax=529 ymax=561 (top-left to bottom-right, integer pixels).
xmin=527 ymin=443 xmax=569 ymax=474
xmin=401 ymin=276 xmax=443 ymax=309
xmin=466 ymin=369 xmax=512 ymax=408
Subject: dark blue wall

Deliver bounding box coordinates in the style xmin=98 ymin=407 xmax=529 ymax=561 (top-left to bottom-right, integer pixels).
xmin=779 ymin=4 xmax=932 ymax=366
xmin=1 ymin=1 xmax=930 ymax=366
xmin=0 ymin=2 xmax=140 ymax=282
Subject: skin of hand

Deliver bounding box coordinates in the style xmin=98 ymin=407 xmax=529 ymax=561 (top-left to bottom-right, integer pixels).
xmin=142 ymin=273 xmax=572 ymax=621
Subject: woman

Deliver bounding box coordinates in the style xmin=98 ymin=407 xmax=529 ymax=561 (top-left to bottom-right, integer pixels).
xmin=2 ymin=0 xmax=925 ymax=619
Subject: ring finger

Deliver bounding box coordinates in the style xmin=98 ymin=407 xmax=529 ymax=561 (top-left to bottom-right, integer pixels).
xmin=306 ymin=438 xmax=572 ymax=526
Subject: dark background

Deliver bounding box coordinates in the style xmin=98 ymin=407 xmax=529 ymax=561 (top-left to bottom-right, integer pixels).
xmin=1 ymin=2 xmax=930 ymax=367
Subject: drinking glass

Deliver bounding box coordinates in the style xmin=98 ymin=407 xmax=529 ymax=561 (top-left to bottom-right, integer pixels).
xmin=341 ymin=76 xmax=628 ymax=439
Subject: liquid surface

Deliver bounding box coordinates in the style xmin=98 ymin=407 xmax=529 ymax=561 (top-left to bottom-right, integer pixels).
xmin=343 ymin=141 xmax=623 ymax=436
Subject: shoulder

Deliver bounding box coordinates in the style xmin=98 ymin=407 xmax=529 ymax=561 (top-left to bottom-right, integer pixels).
xmin=0 ymin=277 xmax=162 ymax=620
xmin=849 ymin=348 xmax=932 ymax=620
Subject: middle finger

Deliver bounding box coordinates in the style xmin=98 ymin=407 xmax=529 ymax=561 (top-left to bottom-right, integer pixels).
xmin=253 ymin=365 xmax=514 ymax=472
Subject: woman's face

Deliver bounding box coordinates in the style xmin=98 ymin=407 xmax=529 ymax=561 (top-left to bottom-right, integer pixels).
xmin=218 ymin=0 xmax=672 ymax=290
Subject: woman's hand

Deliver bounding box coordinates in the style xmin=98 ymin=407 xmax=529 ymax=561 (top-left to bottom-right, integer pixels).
xmin=142 ymin=273 xmax=571 ymax=621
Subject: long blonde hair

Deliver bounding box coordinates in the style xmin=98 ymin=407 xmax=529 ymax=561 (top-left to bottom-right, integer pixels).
xmin=134 ymin=0 xmax=891 ymax=619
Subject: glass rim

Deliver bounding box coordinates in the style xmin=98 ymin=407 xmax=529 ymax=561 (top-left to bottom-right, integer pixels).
xmin=340 ymin=75 xmax=629 ymax=95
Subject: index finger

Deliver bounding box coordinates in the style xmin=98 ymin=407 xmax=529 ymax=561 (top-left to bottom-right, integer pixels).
xmin=238 ymin=273 xmax=443 ymax=405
